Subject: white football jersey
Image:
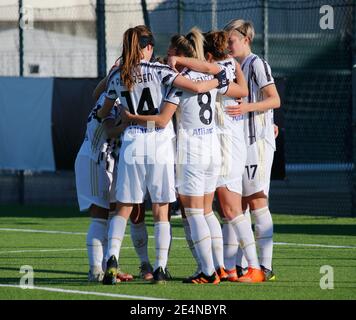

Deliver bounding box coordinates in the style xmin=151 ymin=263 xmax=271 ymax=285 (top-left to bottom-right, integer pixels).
xmin=216 ymin=58 xmax=245 ymax=134
xmin=105 ymin=59 xmax=179 ymax=140
xmin=241 ymin=53 xmax=275 ymax=149
xmin=166 ymin=69 xmax=227 ymax=134
xmin=77 ymin=93 xmax=120 ymax=170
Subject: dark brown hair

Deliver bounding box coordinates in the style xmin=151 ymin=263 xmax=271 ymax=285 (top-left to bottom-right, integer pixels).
xmin=204 ymin=31 xmax=229 ymax=60
xmin=120 ymin=25 xmax=153 ymax=90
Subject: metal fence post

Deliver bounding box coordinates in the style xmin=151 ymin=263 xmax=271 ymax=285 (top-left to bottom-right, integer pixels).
xmin=96 ymin=0 xmax=106 ymax=78
xmin=177 ymin=0 xmax=183 ymax=34
xmin=19 ymin=0 xmax=24 ymax=77
xmin=352 ymin=2 xmax=356 ymax=217
xmin=211 ymin=0 xmax=217 ymax=30
xmin=18 ymin=170 xmax=25 ymax=205
xmin=141 ymin=0 xmax=151 ymax=29
xmin=262 ymin=0 xmax=269 ymax=60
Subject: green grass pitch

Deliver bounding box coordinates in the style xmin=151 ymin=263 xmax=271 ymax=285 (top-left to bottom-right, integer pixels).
xmin=0 ymin=205 xmax=355 ymax=300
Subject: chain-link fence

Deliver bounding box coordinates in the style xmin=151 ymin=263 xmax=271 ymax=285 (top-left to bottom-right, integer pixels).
xmin=0 ymin=0 xmax=355 ymax=216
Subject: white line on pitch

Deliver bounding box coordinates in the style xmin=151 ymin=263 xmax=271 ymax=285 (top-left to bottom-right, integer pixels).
xmin=1 ymin=227 xmax=355 ymax=249
xmin=274 ymin=242 xmax=356 ymax=249
xmin=0 ymin=228 xmax=86 ymax=235
xmin=0 ymin=246 xmax=151 ymax=255
xmin=0 ymin=284 xmax=166 ymax=300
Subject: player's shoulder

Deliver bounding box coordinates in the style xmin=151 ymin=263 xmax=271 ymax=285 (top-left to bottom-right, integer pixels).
xmin=106 ymin=65 xmax=121 ymax=88
xmin=185 ymin=68 xmax=213 ymax=81
xmin=217 ymin=57 xmax=236 ymax=69
xmin=139 ymin=60 xmax=175 ymax=72
xmin=96 ymin=92 xmax=107 ymax=106
xmin=250 ymin=54 xmax=272 ymax=71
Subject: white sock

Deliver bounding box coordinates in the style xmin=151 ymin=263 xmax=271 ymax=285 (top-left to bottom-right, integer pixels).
xmin=186 ymin=208 xmax=215 ymax=276
xmin=86 ymin=218 xmax=107 ymax=273
xmin=154 ymin=221 xmax=171 ymax=271
xmin=130 ymin=222 xmax=150 ymax=264
xmin=182 ymin=218 xmax=201 ymax=271
xmin=236 ymin=209 xmax=250 ymax=269
xmin=251 ymin=207 xmax=273 ymax=270
xmin=205 ymin=211 xmax=224 ymax=269
xmin=106 ymin=215 xmax=127 ymax=262
xmin=222 ymin=219 xmax=238 ymax=271
xmin=230 ymin=215 xmax=260 ymax=269
xmin=102 ymin=211 xmax=115 ymax=271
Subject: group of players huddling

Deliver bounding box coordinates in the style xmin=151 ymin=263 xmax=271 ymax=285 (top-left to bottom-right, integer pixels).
xmin=75 ymin=19 xmax=281 ymax=285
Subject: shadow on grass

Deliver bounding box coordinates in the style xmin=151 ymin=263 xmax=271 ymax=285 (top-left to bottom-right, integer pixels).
xmin=274 ymin=224 xmax=356 ymax=237
xmin=0 ymin=266 xmax=86 ymax=276
xmin=0 ymin=205 xmax=81 ymax=218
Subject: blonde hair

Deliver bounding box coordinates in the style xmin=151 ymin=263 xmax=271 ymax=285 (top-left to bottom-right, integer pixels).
xmin=223 ymin=19 xmax=255 ymax=43
xmin=121 ymin=25 xmax=153 ymax=90
xmin=170 ymin=27 xmax=206 ymax=60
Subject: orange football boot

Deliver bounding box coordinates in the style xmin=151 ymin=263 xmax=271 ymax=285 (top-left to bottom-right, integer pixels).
xmin=226 ymin=268 xmax=239 ymax=282
xmin=237 ymin=267 xmax=265 ymax=283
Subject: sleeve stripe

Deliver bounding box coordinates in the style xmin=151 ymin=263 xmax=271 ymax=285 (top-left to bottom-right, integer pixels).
xmin=163 ymin=100 xmax=179 ymax=107
xmin=261 ymin=59 xmax=272 ymax=82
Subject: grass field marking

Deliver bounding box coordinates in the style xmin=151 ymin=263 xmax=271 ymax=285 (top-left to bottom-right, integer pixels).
xmin=0 ymin=228 xmax=86 ymax=235
xmin=0 ymin=246 xmax=149 ymax=255
xmin=274 ymin=242 xmax=356 ymax=249
xmin=1 ymin=227 xmax=356 ymax=250
xmin=0 ymin=248 xmax=86 ymax=254
xmin=0 ymin=284 xmax=167 ymax=300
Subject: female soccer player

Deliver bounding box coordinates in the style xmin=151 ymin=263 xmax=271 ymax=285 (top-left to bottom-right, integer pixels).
xmin=96 ymin=25 xmax=226 ymax=285
xmin=123 ymin=27 xmax=253 ymax=284
xmin=75 ymin=93 xmax=133 ymax=283
xmin=224 ymin=19 xmax=281 ymax=281
xmin=169 ymin=30 xmax=265 ymax=283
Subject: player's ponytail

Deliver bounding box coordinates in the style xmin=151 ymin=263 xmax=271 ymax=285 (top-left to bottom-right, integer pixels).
xmin=170 ymin=27 xmax=205 ymax=60
xmin=185 ymin=27 xmax=205 ymax=61
xmin=223 ymin=19 xmax=255 ymax=44
xmin=204 ymin=31 xmax=229 ymax=60
xmin=121 ymin=25 xmax=153 ymax=90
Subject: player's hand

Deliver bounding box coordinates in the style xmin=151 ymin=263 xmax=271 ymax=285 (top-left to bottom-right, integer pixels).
xmin=274 ymin=124 xmax=279 ymax=138
xmin=167 ymin=56 xmax=179 ymax=73
xmin=225 ymin=102 xmax=251 ymax=116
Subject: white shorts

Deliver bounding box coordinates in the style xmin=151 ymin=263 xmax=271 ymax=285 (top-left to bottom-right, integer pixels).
xmin=75 ymin=155 xmax=116 ymax=211
xmin=216 ymin=132 xmax=246 ymax=195
xmin=242 ymin=139 xmax=275 ymax=197
xmin=116 ymin=136 xmax=176 ymax=204
xmin=176 ymin=132 xmax=221 ymax=196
